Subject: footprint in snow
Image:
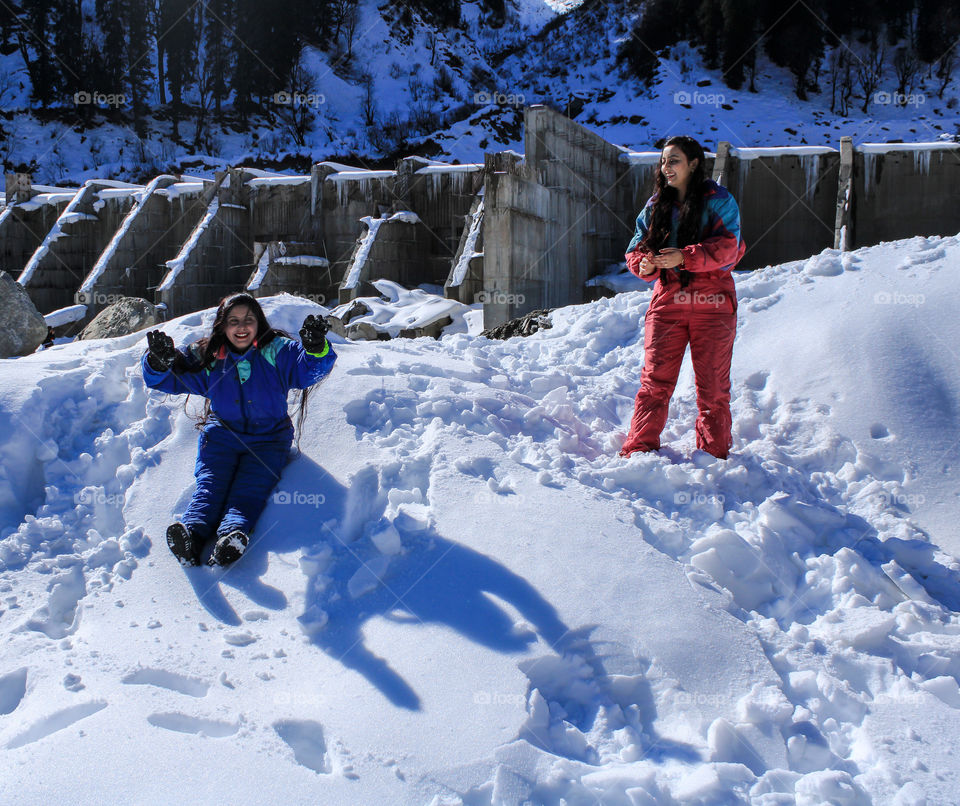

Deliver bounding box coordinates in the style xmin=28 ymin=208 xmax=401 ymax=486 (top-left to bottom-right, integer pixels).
xmin=0 ymin=667 xmax=28 ymax=715
xmin=274 ymin=719 xmax=332 ymax=774
xmin=7 ymin=701 xmax=108 ymax=749
xmin=121 ymin=667 xmax=210 ymax=698
xmin=147 ymin=712 xmax=238 ymax=738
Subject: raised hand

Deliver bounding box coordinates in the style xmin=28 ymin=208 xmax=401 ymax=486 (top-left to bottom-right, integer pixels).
xmin=146 ymin=330 xmax=177 ymax=372
xmin=299 ymin=314 xmax=329 ymax=354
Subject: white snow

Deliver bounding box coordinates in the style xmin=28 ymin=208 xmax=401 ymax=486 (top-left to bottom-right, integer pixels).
xmin=2 ymin=233 xmax=960 ymax=804
xmin=247 ymin=176 xmax=312 ymax=188
xmin=731 ymin=146 xmax=838 ymax=158
xmin=158 ymin=197 xmax=220 ymax=292
xmin=42 ymin=304 xmax=87 ymax=328
xmin=342 ymin=213 xmax=422 ymax=290
xmin=449 ymin=199 xmax=484 ymax=288
xmin=274 ymin=256 xmax=329 ymax=267
xmin=18 ymin=185 xmax=90 ymax=285
xmin=332 ymin=278 xmax=474 ymax=337
xmin=80 ymin=176 xmax=176 ymax=295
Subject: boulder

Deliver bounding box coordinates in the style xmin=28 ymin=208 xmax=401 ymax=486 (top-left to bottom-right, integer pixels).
xmin=0 ymin=271 xmax=47 ymax=357
xmin=481 ymin=309 xmax=553 ymax=340
xmin=78 ymin=297 xmax=161 ymax=340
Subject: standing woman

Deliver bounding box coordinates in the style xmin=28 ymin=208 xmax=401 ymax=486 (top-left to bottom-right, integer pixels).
xmin=620 ymin=136 xmax=745 ymax=459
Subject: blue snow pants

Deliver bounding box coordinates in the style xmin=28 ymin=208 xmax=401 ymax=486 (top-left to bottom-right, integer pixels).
xmin=181 ymin=422 xmax=292 ymax=540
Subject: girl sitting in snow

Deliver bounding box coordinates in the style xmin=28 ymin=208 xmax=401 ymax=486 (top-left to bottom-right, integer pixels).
xmin=141 ymin=293 xmax=336 ymax=567
xmin=620 ymin=135 xmax=745 ymax=460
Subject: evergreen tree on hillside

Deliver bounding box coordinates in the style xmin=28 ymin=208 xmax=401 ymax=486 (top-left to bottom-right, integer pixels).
xmin=50 ymin=0 xmax=86 ymax=104
xmin=95 ymin=0 xmax=126 ymax=98
xmin=125 ymin=0 xmax=153 ymax=135
xmin=409 ymin=0 xmax=460 ymax=27
xmin=202 ymin=0 xmax=233 ymax=121
xmin=697 ymin=0 xmax=723 ymax=70
xmin=720 ymin=0 xmax=757 ymax=91
xmin=618 ymin=0 xmax=679 ymax=86
xmin=160 ymin=0 xmax=198 ymax=139
xmin=762 ymin=1 xmax=824 ymax=99
xmin=17 ymin=0 xmax=58 ymax=106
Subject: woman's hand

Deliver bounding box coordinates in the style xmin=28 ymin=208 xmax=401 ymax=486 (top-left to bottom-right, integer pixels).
xmin=651 ymin=248 xmax=685 ymax=270
xmin=146 ymin=330 xmax=177 ymax=372
xmin=299 ymin=314 xmax=329 ymax=354
xmin=626 ymin=250 xmax=658 ymax=277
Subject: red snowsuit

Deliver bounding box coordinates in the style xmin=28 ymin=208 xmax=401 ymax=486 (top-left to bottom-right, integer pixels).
xmin=620 ymin=180 xmax=745 ymax=459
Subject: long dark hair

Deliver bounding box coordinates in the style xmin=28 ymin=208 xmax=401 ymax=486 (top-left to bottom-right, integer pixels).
xmin=641 ymin=135 xmax=709 ymax=254
xmin=184 ymin=293 xmax=312 ymax=446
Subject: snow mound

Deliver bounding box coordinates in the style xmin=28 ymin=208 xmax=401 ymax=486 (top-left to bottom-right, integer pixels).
xmin=1 ymin=234 xmax=960 ymax=804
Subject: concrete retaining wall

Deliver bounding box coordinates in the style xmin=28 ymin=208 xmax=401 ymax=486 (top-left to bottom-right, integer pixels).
xmin=851 ymin=142 xmax=960 ymax=248
xmin=720 ymin=145 xmax=841 ymax=270
xmin=17 ymin=182 xmax=142 ymax=314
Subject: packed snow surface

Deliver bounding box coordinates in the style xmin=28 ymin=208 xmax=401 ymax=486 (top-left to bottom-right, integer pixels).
xmin=1 ymin=234 xmax=959 ymax=805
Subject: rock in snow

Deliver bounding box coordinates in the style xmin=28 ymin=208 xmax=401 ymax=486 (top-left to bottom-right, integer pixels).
xmin=0 ymin=270 xmax=47 ymax=357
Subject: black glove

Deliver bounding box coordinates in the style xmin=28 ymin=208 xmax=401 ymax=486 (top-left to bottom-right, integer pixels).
xmin=146 ymin=330 xmax=177 ymax=372
xmin=299 ymin=315 xmax=329 ymax=354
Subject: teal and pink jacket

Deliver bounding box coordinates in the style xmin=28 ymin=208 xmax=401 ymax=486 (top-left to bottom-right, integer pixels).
xmin=627 ymin=179 xmax=745 ymax=315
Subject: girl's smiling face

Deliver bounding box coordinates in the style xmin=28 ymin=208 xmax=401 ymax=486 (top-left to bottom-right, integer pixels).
xmin=660 ymin=145 xmax=698 ymax=195
xmin=224 ymin=304 xmax=258 ymax=351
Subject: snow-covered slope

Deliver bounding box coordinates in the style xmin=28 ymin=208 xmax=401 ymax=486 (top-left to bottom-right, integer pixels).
xmin=1 ymin=235 xmax=960 ymax=804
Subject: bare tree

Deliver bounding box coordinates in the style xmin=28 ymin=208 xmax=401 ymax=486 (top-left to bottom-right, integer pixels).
xmin=893 ymin=45 xmax=920 ymax=104
xmin=193 ymin=49 xmax=215 ymax=152
xmin=857 ymin=42 xmax=885 ymax=113
xmin=936 ymin=45 xmax=956 ymax=99
xmin=828 ymin=46 xmax=855 ymax=116
xmin=276 ymin=52 xmax=322 ymax=147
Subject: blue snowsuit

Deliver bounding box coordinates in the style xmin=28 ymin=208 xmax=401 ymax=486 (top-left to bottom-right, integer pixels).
xmin=141 ymin=335 xmax=336 ymax=541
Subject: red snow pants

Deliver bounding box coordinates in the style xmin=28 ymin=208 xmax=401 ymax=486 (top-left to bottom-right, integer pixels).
xmin=621 ymin=277 xmax=737 ymax=459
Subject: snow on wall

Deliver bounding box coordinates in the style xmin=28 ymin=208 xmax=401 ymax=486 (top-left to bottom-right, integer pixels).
xmin=157 ymin=197 xmax=220 ymax=292
xmin=80 ymin=176 xmax=176 ymax=295
xmin=43 ymin=303 xmax=87 ymax=327
xmin=326 ymin=170 xmax=396 ymax=206
xmin=18 ymin=184 xmax=92 ymax=286
xmin=342 ymin=212 xmax=421 ymax=290
xmin=449 ymin=198 xmax=484 ymax=287
xmin=247 ymin=176 xmax=312 ymax=188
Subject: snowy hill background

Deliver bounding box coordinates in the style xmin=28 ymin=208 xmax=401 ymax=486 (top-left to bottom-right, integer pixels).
xmin=0 ymin=0 xmax=957 ymax=185
xmin=1 ymin=234 xmax=959 ymax=804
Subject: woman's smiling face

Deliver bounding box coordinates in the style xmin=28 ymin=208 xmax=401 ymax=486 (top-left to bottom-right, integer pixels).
xmin=660 ymin=145 xmax=698 ymax=194
xmin=223 ymin=304 xmax=258 ymax=351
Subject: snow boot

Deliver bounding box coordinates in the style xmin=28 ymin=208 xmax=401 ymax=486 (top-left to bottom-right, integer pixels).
xmin=208 ymin=530 xmax=249 ymax=566
xmin=166 ymin=522 xmax=202 ymax=567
